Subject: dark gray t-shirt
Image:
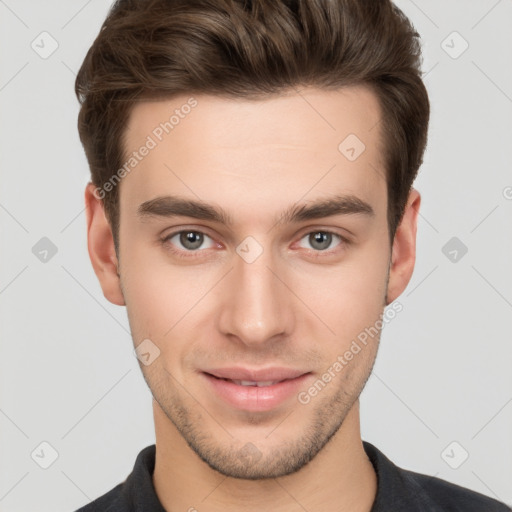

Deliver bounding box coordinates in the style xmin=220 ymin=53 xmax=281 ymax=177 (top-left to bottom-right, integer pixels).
xmin=75 ymin=441 xmax=510 ymax=511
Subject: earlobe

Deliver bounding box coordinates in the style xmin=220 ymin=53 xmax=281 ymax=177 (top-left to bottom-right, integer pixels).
xmin=385 ymin=188 xmax=421 ymax=305
xmin=85 ymin=183 xmax=125 ymax=306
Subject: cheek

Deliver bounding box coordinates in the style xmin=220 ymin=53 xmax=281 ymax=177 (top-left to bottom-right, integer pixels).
xmin=296 ymin=247 xmax=388 ymax=345
xmin=119 ymin=243 xmax=169 ymax=335
xmin=120 ymin=245 xmax=217 ymax=338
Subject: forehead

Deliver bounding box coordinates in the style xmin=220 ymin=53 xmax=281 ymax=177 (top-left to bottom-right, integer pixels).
xmin=120 ymin=86 xmax=387 ymax=223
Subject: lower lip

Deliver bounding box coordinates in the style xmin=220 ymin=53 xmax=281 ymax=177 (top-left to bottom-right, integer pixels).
xmin=201 ymin=372 xmax=312 ymax=412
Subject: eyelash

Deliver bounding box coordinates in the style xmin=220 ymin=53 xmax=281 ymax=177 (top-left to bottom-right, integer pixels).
xmin=160 ymin=229 xmax=350 ymax=260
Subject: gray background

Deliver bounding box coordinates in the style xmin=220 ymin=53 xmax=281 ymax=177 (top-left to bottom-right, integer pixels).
xmin=1 ymin=1 xmax=511 ymax=510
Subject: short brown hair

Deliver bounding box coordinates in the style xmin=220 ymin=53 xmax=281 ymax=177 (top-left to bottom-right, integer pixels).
xmin=75 ymin=0 xmax=429 ymax=251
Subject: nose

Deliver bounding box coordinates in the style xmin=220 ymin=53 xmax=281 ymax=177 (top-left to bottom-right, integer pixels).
xmin=216 ymin=242 xmax=295 ymax=348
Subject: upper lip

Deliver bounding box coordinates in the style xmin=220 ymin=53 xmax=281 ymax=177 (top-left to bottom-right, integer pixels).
xmin=202 ymin=367 xmax=309 ymax=382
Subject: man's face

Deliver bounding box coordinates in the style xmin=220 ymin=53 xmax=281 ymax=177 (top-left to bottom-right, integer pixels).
xmin=115 ymin=86 xmax=392 ymax=478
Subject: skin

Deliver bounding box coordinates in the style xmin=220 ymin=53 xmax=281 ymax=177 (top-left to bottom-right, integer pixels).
xmin=85 ymin=85 xmax=420 ymax=512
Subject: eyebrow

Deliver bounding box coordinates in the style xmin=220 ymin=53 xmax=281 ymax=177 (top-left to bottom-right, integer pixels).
xmin=137 ymin=194 xmax=375 ymax=226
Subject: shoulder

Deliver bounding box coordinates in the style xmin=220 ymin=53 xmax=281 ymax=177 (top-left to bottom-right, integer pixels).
xmin=74 ymin=483 xmax=127 ymax=511
xmin=401 ymin=466 xmax=511 ymax=511
xmin=72 ymin=445 xmax=161 ymax=512
xmin=363 ymin=441 xmax=510 ymax=512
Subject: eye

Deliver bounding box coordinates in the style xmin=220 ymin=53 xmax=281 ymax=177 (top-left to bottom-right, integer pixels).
xmin=163 ymin=230 xmax=216 ymax=253
xmin=161 ymin=228 xmax=348 ymax=259
xmin=297 ymin=231 xmax=345 ymax=252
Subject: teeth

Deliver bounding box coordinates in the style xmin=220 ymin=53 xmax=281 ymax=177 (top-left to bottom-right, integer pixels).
xmin=232 ymin=380 xmax=279 ymax=387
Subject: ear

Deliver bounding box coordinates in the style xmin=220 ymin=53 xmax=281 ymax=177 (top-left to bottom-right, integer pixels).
xmin=386 ymin=188 xmax=421 ymax=305
xmin=85 ymin=183 xmax=125 ymax=306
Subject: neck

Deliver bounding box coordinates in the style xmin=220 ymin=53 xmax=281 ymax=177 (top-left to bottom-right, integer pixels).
xmin=152 ymin=399 xmax=377 ymax=512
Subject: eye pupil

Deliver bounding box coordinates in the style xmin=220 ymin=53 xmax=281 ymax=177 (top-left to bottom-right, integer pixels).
xmin=310 ymin=232 xmax=331 ymax=251
xmin=180 ymin=231 xmax=203 ymax=250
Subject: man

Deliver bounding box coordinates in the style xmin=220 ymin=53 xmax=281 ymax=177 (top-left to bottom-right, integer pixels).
xmin=74 ymin=0 xmax=510 ymax=510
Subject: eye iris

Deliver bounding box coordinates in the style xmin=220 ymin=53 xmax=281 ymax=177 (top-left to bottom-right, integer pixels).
xmin=180 ymin=231 xmax=203 ymax=250
xmin=310 ymin=232 xmax=331 ymax=251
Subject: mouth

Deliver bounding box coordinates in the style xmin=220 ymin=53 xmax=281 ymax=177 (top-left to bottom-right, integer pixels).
xmin=207 ymin=374 xmax=288 ymax=387
xmin=200 ymin=368 xmax=313 ymax=412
